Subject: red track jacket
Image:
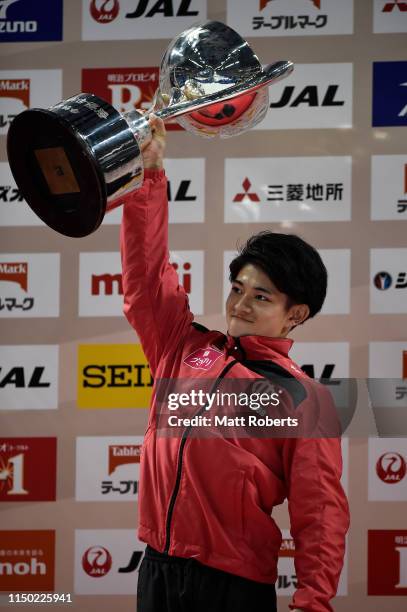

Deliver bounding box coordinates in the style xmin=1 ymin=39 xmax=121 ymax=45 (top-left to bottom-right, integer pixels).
xmin=120 ymin=169 xmax=350 ymax=612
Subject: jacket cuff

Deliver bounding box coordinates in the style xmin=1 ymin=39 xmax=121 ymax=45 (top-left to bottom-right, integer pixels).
xmin=144 ymin=168 xmax=166 ymax=181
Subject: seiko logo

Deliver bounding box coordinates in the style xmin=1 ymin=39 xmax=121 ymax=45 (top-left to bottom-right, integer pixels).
xmin=270 ymin=85 xmax=344 ymax=108
xmin=126 ymin=0 xmax=198 ymax=18
xmin=82 ymin=364 xmax=153 ymax=388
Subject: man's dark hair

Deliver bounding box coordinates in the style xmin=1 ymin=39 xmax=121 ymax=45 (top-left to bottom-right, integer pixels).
xmin=229 ymin=231 xmax=327 ymax=322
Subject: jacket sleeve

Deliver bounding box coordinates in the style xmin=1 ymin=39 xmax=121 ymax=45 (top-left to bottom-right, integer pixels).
xmin=120 ymin=168 xmax=193 ymax=376
xmin=283 ymin=435 xmax=350 ymax=612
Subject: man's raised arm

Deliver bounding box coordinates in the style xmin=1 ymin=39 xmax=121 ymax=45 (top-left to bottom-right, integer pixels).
xmin=119 ymin=116 xmax=193 ymax=376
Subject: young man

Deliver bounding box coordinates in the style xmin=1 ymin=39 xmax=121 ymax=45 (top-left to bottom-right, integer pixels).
xmin=120 ymin=116 xmax=350 ymax=612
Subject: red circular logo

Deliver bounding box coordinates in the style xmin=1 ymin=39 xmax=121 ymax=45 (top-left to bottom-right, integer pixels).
xmin=376 ymin=452 xmax=406 ymax=484
xmin=90 ymin=0 xmax=120 ymax=24
xmin=82 ymin=546 xmax=112 ymax=577
xmin=190 ymin=93 xmax=256 ymax=127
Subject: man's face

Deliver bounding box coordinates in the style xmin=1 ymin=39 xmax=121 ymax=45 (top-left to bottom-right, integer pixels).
xmin=226 ymin=263 xmax=297 ymax=339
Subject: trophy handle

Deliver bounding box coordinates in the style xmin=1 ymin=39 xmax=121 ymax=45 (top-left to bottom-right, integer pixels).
xmin=152 ymin=61 xmax=293 ymax=124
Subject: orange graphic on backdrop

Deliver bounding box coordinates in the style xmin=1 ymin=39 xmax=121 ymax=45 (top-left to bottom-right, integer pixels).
xmin=0 ymin=530 xmax=55 ymax=591
xmin=0 ymin=80 xmax=30 ymax=107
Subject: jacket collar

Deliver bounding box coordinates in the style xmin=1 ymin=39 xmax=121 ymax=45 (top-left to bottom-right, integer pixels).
xmin=225 ymin=333 xmax=293 ymax=361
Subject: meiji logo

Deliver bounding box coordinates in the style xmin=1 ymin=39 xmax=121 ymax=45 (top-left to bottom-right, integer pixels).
xmin=82 ymin=546 xmax=112 ymax=577
xmin=376 ymin=452 xmax=406 ymax=483
xmin=125 ymin=0 xmax=199 ymax=19
xmin=183 ymin=347 xmax=222 ymax=370
xmin=260 ymin=0 xmax=320 ymax=9
xmin=0 ymin=80 xmax=29 ymax=107
xmin=108 ymin=444 xmax=141 ymax=474
xmin=91 ymin=273 xmax=122 ymax=296
xmin=171 ymin=261 xmax=192 ymax=293
xmin=382 ymin=1 xmax=407 ymax=11
xmin=90 ymin=0 xmax=120 ymax=23
xmin=233 ymin=178 xmax=260 ymax=203
xmin=0 ymin=262 xmax=28 ymax=291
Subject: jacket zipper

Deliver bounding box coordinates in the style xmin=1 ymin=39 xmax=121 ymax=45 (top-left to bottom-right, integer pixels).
xmin=163 ymin=359 xmax=238 ymax=554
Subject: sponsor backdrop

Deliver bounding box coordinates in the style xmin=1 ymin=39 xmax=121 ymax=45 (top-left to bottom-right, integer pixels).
xmin=0 ymin=0 xmax=406 ymax=610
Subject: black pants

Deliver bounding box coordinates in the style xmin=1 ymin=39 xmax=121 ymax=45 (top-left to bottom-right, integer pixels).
xmin=137 ymin=545 xmax=277 ymax=612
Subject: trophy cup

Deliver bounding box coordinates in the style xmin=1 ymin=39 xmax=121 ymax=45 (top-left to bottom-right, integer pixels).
xmin=7 ymin=21 xmax=293 ymax=238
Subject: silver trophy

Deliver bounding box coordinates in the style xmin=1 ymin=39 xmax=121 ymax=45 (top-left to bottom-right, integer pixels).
xmin=7 ymin=21 xmax=293 ymax=238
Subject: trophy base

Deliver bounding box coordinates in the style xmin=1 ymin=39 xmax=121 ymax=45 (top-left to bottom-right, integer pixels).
xmin=7 ymin=108 xmax=106 ymax=238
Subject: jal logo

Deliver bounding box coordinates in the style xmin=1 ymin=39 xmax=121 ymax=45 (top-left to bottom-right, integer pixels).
xmin=0 ymin=366 xmax=50 ymax=388
xmin=90 ymin=0 xmax=120 ymax=23
xmin=374 ymin=271 xmax=407 ymax=290
xmin=382 ymin=0 xmax=407 ymax=11
xmin=300 ymin=363 xmax=336 ymax=380
xmin=233 ymin=178 xmax=260 ymax=203
xmin=270 ymin=84 xmax=344 ymax=109
xmin=183 ymin=347 xmax=222 ymax=370
xmin=167 ymin=180 xmax=197 ymax=203
xmin=0 ymin=262 xmax=27 ymax=290
xmin=82 ymin=546 xmax=112 ymax=577
xmin=118 ymin=550 xmax=143 ymax=573
xmin=376 ymin=452 xmax=406 ymax=484
xmin=126 ymin=0 xmax=198 ymax=18
xmin=108 ymin=444 xmax=141 ymax=474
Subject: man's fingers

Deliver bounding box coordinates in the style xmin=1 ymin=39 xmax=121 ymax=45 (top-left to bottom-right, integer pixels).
xmin=149 ymin=113 xmax=166 ymax=139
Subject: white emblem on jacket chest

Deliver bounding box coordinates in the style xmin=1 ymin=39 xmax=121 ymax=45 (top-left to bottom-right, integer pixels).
xmin=183 ymin=347 xmax=223 ymax=370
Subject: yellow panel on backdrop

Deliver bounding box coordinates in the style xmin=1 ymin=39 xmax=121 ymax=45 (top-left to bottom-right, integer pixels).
xmin=77 ymin=344 xmax=152 ymax=409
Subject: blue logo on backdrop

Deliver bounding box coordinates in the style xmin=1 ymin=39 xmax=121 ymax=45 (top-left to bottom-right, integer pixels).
xmin=372 ymin=62 xmax=407 ymax=127
xmin=0 ymin=0 xmax=63 ymax=42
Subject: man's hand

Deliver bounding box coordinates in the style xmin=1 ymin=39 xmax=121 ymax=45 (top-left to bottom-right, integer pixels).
xmin=142 ymin=114 xmax=166 ymax=170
